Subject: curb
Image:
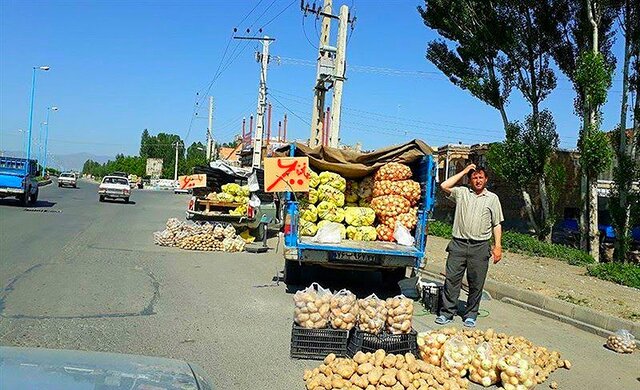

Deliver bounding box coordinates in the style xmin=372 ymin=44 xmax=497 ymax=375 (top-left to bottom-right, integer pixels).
xmin=37 ymin=179 xmax=52 ymax=187
xmin=419 ymin=265 xmax=640 ymax=339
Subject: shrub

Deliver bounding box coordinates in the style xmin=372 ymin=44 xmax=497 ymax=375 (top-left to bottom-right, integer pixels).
xmin=428 ymin=220 xmax=452 ymax=239
xmin=587 ymin=262 xmax=640 ymax=289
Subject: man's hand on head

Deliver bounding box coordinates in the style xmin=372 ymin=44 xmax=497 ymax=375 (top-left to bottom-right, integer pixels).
xmin=464 ymin=163 xmax=477 ymax=174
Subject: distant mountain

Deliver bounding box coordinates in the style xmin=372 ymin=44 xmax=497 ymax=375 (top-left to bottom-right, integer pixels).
xmin=0 ymin=150 xmax=111 ymax=171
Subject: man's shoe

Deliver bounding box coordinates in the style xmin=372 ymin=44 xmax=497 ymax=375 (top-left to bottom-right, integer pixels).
xmin=434 ymin=315 xmax=454 ymax=325
xmin=463 ymin=317 xmax=477 ymax=328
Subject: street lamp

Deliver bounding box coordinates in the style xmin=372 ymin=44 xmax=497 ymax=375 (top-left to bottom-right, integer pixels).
xmin=43 ymin=106 xmax=58 ymax=176
xmin=26 ymin=66 xmax=51 ymax=165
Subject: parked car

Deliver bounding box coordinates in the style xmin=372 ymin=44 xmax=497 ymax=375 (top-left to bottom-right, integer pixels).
xmin=0 ymin=346 xmax=213 ymax=390
xmin=98 ymin=176 xmax=132 ymax=203
xmin=58 ymin=172 xmax=77 ymax=188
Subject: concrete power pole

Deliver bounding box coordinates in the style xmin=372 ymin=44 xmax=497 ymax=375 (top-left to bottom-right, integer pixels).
xmin=329 ymin=5 xmax=349 ymax=148
xmin=234 ymin=35 xmax=275 ymax=169
xmin=207 ymin=96 xmax=214 ymax=162
xmin=173 ymin=141 xmax=181 ymax=181
xmin=309 ymin=0 xmax=332 ymax=148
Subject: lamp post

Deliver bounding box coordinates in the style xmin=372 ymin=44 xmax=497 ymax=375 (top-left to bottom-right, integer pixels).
xmin=26 ymin=66 xmax=50 ymax=164
xmin=43 ymin=106 xmax=58 ymax=176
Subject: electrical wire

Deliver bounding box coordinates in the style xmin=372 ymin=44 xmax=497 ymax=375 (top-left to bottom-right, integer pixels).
xmin=301 ymin=15 xmax=318 ymax=50
xmin=269 ymin=94 xmax=311 ymax=126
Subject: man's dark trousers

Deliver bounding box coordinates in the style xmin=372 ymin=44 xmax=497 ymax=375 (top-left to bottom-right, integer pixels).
xmin=440 ymin=238 xmax=491 ymax=320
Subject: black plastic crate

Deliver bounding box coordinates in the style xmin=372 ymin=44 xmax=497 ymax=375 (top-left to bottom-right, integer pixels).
xmin=290 ymin=323 xmax=350 ymax=360
xmin=422 ymin=284 xmax=443 ymax=314
xmin=347 ymin=328 xmax=418 ymax=357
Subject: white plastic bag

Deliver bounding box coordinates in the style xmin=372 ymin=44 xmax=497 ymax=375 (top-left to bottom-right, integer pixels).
xmin=312 ymin=221 xmax=343 ymax=244
xmin=606 ymin=329 xmax=636 ymax=353
xmin=293 ymin=282 xmax=333 ymax=329
xmin=249 ymin=194 xmax=261 ymax=208
xmin=394 ymin=221 xmax=415 ymax=246
xmin=248 ymin=172 xmax=260 ymax=192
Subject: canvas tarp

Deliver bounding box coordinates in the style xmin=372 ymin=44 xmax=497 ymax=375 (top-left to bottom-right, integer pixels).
xmin=274 ymin=139 xmax=433 ymax=179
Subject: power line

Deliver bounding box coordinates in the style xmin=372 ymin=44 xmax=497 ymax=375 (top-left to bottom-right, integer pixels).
xmin=269 ymin=94 xmax=311 ymax=126
xmin=301 ymin=15 xmax=318 ymax=50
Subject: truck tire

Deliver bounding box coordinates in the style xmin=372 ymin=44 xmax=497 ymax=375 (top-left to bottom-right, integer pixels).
xmin=124 ymin=197 xmax=130 ymax=203
xmin=29 ymin=188 xmax=38 ymax=204
xmin=99 ymin=195 xmax=105 ymax=202
xmin=284 ymin=260 xmax=302 ymax=286
xmin=19 ymin=192 xmax=29 ymax=207
xmin=381 ymin=267 xmax=406 ymax=291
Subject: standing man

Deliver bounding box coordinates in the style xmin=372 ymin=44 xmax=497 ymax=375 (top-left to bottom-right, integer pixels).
xmin=435 ymin=164 xmax=503 ymax=327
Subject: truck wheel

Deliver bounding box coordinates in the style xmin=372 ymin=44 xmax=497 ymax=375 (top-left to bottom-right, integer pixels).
xmin=382 ymin=267 xmax=406 ymax=291
xmin=284 ymin=260 xmax=302 ymax=286
xmin=99 ymin=195 xmax=105 ymax=202
xmin=124 ymin=197 xmax=130 ymax=204
xmin=29 ymin=188 xmax=38 ymax=204
xmin=251 ymin=224 xmax=266 ymax=241
xmin=19 ymin=192 xmax=29 ymax=206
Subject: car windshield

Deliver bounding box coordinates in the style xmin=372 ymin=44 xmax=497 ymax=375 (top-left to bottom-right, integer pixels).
xmin=103 ymin=177 xmax=128 ymax=185
xmin=61 ymin=173 xmax=74 ymax=178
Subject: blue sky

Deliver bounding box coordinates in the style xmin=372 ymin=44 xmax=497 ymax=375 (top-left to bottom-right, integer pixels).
xmin=0 ymin=0 xmax=631 ymax=161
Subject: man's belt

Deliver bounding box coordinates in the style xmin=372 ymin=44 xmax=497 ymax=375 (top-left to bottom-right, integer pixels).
xmin=453 ymin=237 xmax=488 ymax=244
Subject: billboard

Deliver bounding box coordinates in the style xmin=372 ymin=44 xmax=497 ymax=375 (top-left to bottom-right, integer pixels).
xmin=146 ymin=158 xmax=163 ymax=178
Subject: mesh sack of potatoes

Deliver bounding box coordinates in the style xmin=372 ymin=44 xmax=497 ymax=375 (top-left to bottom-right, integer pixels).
xmin=441 ymin=335 xmax=473 ymax=377
xmin=468 ymin=342 xmax=500 ymax=387
xmin=318 ymin=184 xmax=346 ymax=207
xmin=370 ymin=195 xmax=411 ymax=219
xmin=497 ymin=352 xmax=537 ymax=390
xmin=374 ymin=162 xmax=413 ymax=181
xmin=357 ymin=294 xmax=388 ymax=334
xmin=344 ymin=207 xmax=376 ymax=227
xmin=222 ymin=224 xmax=236 ymax=239
xmin=212 ymin=223 xmax=225 ymax=239
xmin=301 ymin=204 xmax=318 ymax=223
xmin=381 ymin=207 xmax=418 ymax=230
xmin=293 ymin=282 xmax=332 ymax=329
xmin=222 ymin=236 xmax=245 ymax=252
xmin=153 ymin=230 xmax=175 ymax=246
xmin=329 ymin=289 xmax=358 ymax=330
xmin=308 ymin=169 xmax=320 ymax=188
xmin=372 ymin=180 xmax=421 ymax=205
xmin=345 ymin=180 xmax=359 ymax=203
xmin=303 ymin=350 xmax=469 ymax=390
xmin=376 ymin=224 xmax=395 ymax=242
xmin=417 ymin=329 xmax=455 ymax=366
xmin=385 ymin=295 xmax=414 ymax=334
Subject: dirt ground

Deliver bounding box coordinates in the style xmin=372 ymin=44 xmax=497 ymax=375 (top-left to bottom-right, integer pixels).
xmin=424 ymin=235 xmax=640 ymax=322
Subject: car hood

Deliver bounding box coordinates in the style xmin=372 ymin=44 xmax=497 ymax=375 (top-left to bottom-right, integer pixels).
xmin=0 ymin=346 xmax=212 ymax=390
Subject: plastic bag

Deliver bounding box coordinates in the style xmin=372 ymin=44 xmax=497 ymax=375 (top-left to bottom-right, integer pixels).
xmin=329 ymin=289 xmax=358 ymax=330
xmin=248 ymin=172 xmax=259 ymax=192
xmin=301 ymin=204 xmax=318 ymax=223
xmin=357 ymin=294 xmax=388 ymax=334
xmin=249 ymin=194 xmax=261 ymax=208
xmin=385 ymin=295 xmax=414 ymax=334
xmin=346 ymin=226 xmax=377 ymax=241
xmin=394 ymin=221 xmax=415 ymax=246
xmin=344 ymin=207 xmax=376 ymax=227
xmin=606 ymin=329 xmax=636 ymax=353
xmin=312 ymin=222 xmax=344 ymax=244
xmin=318 ymin=184 xmax=345 ymax=207
xmin=222 ymin=224 xmax=236 ymax=239
xmin=308 ymin=169 xmax=320 ymax=188
xmin=469 ymin=342 xmax=499 ymax=387
xmin=222 ymin=236 xmax=245 ymax=252
xmin=442 ymin=335 xmax=473 ymax=377
xmin=319 ymin=171 xmax=346 ymax=192
xmin=293 ymin=282 xmax=333 ymax=329
xmin=299 ymin=220 xmax=318 ymax=236
xmin=417 ymin=330 xmax=453 ymax=366
xmin=497 ymin=352 xmax=536 ymax=390
xmin=317 ymin=220 xmax=346 ymax=239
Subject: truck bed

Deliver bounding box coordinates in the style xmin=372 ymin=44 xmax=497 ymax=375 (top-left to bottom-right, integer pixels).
xmin=297 ymin=236 xmax=420 ymax=257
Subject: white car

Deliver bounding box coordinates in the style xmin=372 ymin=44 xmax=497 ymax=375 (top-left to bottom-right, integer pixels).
xmin=98 ymin=176 xmax=131 ymax=203
xmin=58 ymin=172 xmax=77 ymax=188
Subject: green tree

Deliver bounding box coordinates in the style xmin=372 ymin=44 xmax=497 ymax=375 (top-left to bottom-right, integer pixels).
xmin=418 ymin=0 xmax=514 ymax=130
xmin=140 ymin=129 xmax=152 ymax=158
xmin=185 ymin=141 xmax=207 ymax=174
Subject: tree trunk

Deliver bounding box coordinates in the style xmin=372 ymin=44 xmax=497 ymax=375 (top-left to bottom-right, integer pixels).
xmin=522 ymin=189 xmax=541 ymax=235
xmin=487 ymin=62 xmax=510 ymax=132
xmin=538 ymin=176 xmax=552 ymax=242
xmin=589 ymin=179 xmax=600 ymax=262
xmin=580 ymin=175 xmax=589 ymax=251
xmin=614 ymin=0 xmax=632 ymax=262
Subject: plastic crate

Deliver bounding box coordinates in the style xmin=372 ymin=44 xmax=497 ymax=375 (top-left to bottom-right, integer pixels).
xmin=422 ymin=284 xmax=443 ymax=314
xmin=347 ymin=328 xmax=418 ymax=357
xmin=290 ymin=323 xmax=350 ymax=360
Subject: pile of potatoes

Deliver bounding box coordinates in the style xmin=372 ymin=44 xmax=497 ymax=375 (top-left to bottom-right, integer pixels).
xmin=468 ymin=342 xmax=499 ymax=387
xmin=177 ymin=233 xmax=220 ymax=251
xmin=330 ymin=289 xmax=359 ymax=330
xmin=605 ymin=330 xmax=636 ymax=354
xmin=294 ymin=283 xmax=332 ymax=329
xmin=304 ymin=350 xmax=469 ymax=390
xmin=416 ymin=328 xmax=570 ymax=388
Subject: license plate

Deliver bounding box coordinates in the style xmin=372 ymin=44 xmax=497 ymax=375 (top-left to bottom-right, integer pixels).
xmin=329 ymin=251 xmax=382 ymax=264
xmin=108 ymin=190 xmax=122 ymax=194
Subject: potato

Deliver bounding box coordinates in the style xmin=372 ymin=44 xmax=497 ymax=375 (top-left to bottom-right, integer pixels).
xmin=368 ymin=366 xmax=384 ymax=385
xmin=374 ymin=349 xmax=386 ymax=366
xmin=397 ymin=369 xmax=412 ymax=387
xmin=380 ymin=374 xmax=397 ymax=386
xmin=357 ymin=362 xmax=374 ymax=375
xmin=353 ymin=351 xmax=368 ymax=364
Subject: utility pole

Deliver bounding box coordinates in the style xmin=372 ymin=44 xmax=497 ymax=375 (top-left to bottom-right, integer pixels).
xmin=329 ymin=5 xmax=349 ymax=147
xmin=302 ymin=0 xmax=354 ymax=148
xmin=234 ymin=35 xmax=275 ymax=169
xmin=173 ymin=141 xmax=182 ymax=181
xmin=207 ymin=96 xmax=215 ymax=162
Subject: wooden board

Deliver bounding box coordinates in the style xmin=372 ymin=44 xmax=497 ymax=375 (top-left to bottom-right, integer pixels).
xmin=264 ymin=156 xmax=310 ymax=192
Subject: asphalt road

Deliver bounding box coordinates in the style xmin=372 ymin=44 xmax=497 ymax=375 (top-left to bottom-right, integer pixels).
xmin=0 ymin=180 xmax=638 ymax=390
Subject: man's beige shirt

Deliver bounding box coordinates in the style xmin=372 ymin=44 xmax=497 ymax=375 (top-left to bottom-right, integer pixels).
xmin=448 ymin=186 xmax=504 ymax=241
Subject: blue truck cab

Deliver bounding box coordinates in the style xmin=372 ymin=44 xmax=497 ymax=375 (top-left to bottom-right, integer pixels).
xmin=281 ymin=142 xmax=437 ymax=287
xmin=0 ymin=157 xmax=40 ymax=206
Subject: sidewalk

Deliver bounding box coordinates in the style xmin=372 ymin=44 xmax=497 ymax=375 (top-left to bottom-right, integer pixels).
xmin=422 ymin=235 xmax=640 ymax=337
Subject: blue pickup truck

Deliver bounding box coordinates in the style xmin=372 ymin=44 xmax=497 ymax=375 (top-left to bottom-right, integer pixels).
xmin=281 ymin=141 xmax=437 ymax=287
xmin=0 ymin=156 xmax=40 ymax=206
